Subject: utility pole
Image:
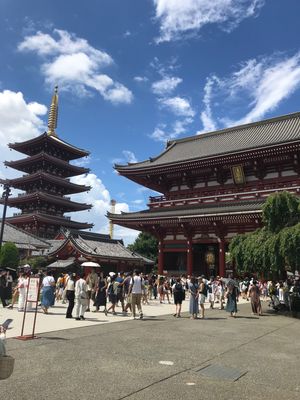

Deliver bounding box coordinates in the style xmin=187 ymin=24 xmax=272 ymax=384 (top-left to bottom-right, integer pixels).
xmin=0 ymin=184 xmax=11 ymax=250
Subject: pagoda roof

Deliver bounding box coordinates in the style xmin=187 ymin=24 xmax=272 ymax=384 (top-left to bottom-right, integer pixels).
xmin=1 ymin=192 xmax=92 ymax=212
xmin=108 ymin=200 xmax=264 ymax=226
xmin=5 ymin=213 xmax=93 ymax=230
xmin=9 ymin=132 xmax=89 ymax=160
xmin=0 ymin=221 xmax=50 ymax=250
xmin=5 ymin=152 xmax=90 ymax=177
xmin=115 ymin=111 xmax=300 ymax=174
xmin=1 ymin=172 xmax=91 ymax=194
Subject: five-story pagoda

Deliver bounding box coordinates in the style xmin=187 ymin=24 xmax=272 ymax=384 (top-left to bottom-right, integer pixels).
xmin=0 ymin=87 xmax=93 ymax=238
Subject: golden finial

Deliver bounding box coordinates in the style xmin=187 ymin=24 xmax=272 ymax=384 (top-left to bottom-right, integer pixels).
xmin=47 ymin=85 xmax=59 ymax=136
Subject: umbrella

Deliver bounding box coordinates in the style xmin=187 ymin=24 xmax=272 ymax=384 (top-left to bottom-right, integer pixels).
xmin=81 ymin=261 xmax=100 ymax=267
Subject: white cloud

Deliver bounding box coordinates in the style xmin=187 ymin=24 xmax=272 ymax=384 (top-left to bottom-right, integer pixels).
xmin=159 ymin=96 xmax=195 ymax=117
xmin=69 ymin=173 xmax=139 ymax=245
xmin=134 ymin=76 xmax=148 ymax=83
xmin=153 ymin=0 xmax=265 ymax=42
xmin=198 ymin=52 xmax=300 ymax=132
xmin=19 ymin=29 xmax=133 ymax=105
xmin=152 ymin=76 xmax=182 ymax=96
xmin=0 ymin=90 xmax=47 ymax=215
xmin=198 ymin=76 xmax=219 ymax=134
xmin=122 ymin=150 xmax=138 ymax=164
xmin=150 ymin=117 xmax=193 ymax=142
xmin=0 ymin=90 xmax=47 ymax=146
xmin=132 ymin=199 xmax=144 ymax=205
xmin=237 ymin=54 xmax=300 ymax=124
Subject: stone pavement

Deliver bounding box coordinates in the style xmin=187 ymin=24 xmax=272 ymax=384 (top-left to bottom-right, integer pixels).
xmin=0 ymin=296 xmax=228 ymax=339
xmin=1 ymin=301 xmax=299 ymax=400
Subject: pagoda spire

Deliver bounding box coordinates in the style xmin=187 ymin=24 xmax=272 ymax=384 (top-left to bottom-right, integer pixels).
xmin=47 ymin=85 xmax=59 ymax=137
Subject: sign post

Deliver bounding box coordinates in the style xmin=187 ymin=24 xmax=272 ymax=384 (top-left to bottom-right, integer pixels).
xmin=16 ymin=276 xmax=41 ymax=341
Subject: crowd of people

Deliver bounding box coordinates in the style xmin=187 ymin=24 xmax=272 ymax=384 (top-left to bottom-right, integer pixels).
xmin=1 ymin=268 xmax=299 ymax=321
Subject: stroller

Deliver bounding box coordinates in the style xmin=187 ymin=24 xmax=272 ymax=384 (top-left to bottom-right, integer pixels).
xmin=269 ymin=295 xmax=289 ymax=312
xmin=0 ymin=319 xmax=14 ymax=380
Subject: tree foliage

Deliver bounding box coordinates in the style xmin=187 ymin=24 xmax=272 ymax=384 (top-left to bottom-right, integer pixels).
xmin=0 ymin=242 xmax=19 ymax=269
xmin=128 ymin=232 xmax=158 ymax=261
xmin=262 ymin=190 xmax=300 ymax=233
xmin=230 ymin=192 xmax=300 ymax=276
xmin=23 ymin=256 xmax=48 ymax=270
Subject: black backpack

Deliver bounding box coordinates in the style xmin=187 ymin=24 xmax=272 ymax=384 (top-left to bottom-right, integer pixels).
xmin=174 ymin=283 xmax=183 ymax=293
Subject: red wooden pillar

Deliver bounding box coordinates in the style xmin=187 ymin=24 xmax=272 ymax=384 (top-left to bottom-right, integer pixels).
xmin=187 ymin=238 xmax=193 ymax=276
xmin=158 ymin=240 xmax=164 ymax=275
xmin=218 ymin=238 xmax=226 ymax=278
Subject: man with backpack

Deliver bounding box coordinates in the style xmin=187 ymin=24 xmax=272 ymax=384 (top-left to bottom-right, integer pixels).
xmin=172 ymin=278 xmax=185 ymax=318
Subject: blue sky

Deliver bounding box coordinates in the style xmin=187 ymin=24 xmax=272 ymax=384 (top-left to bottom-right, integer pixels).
xmin=1 ymin=0 xmax=300 ymax=244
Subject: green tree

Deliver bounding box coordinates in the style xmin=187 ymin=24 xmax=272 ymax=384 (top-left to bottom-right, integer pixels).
xmin=230 ymin=192 xmax=300 ymax=276
xmin=128 ymin=232 xmax=158 ymax=261
xmin=262 ymin=191 xmax=300 ymax=233
xmin=23 ymin=256 xmax=48 ymax=270
xmin=0 ymin=242 xmax=19 ymax=269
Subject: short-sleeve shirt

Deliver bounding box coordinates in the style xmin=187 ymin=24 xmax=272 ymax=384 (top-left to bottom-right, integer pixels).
xmin=42 ymin=276 xmax=55 ymax=287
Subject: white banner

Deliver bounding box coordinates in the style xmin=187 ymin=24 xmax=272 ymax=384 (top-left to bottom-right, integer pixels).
xmin=27 ymin=278 xmax=40 ymax=302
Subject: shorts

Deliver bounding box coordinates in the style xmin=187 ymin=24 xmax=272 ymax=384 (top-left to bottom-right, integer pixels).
xmin=199 ymin=294 xmax=206 ymax=305
xmin=208 ymin=293 xmax=214 ymax=302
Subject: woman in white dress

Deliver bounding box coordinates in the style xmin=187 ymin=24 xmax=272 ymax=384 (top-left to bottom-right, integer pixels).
xmin=17 ymin=273 xmax=27 ymax=312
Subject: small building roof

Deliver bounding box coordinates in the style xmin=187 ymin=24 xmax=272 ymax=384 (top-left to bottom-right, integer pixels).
xmin=0 ymin=222 xmax=50 ymax=250
xmin=46 ymin=257 xmax=75 ymax=269
xmin=45 ymin=229 xmax=154 ymax=265
xmin=115 ymin=111 xmax=300 ymax=173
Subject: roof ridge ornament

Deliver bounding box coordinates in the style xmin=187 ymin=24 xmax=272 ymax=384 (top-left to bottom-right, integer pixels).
xmin=47 ymin=86 xmax=59 ymax=137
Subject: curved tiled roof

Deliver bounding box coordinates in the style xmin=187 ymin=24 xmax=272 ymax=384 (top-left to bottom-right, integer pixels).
xmin=116 ymin=112 xmax=300 ymax=171
xmin=9 ymin=133 xmax=89 ymax=160
xmin=5 ymin=152 xmax=90 ymax=177
xmin=0 ymin=222 xmax=49 ymax=249
xmin=1 ymin=171 xmax=91 ymax=194
xmin=108 ymin=200 xmax=264 ymax=221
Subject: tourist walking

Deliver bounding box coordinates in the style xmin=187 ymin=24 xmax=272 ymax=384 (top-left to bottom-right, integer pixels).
xmin=217 ymin=279 xmax=225 ymax=310
xmin=129 ymin=269 xmax=144 ymax=319
xmin=56 ymin=273 xmax=65 ymax=301
xmin=188 ymin=276 xmax=199 ymax=319
xmin=248 ymin=281 xmax=262 ymax=315
xmin=123 ymin=272 xmax=133 ymax=314
xmin=17 ymin=272 xmax=27 ymax=311
xmin=75 ymin=272 xmax=88 ymax=320
xmin=107 ymin=274 xmax=119 ymax=315
xmin=86 ymin=268 xmax=98 ymax=312
xmin=172 ymin=277 xmax=185 ymax=317
xmin=41 ymin=271 xmax=56 ymax=314
xmin=94 ymin=271 xmax=107 ymax=314
xmin=65 ymin=273 xmax=75 ymax=318
xmin=0 ymin=271 xmax=8 ymax=308
xmin=198 ymin=277 xmax=207 ymax=319
xmin=225 ymin=281 xmax=238 ymax=317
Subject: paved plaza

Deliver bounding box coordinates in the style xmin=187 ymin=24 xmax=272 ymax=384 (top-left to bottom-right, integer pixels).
xmin=1 ymin=300 xmax=299 ymax=400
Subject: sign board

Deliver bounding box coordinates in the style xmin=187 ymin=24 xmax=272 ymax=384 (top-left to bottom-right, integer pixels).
xmin=27 ymin=278 xmax=40 ymax=302
xmin=16 ymin=276 xmax=41 ymax=341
